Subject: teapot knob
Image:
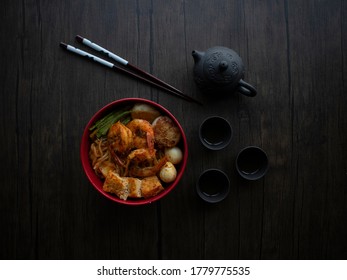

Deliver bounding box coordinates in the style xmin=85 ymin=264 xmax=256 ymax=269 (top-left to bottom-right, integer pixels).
xmin=219 ymin=60 xmax=228 ymax=71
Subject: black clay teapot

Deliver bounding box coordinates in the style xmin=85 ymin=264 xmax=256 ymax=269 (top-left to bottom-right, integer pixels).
xmin=192 ymin=46 xmax=257 ymax=97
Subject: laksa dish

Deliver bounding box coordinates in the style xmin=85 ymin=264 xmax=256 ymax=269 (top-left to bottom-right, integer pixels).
xmin=88 ymin=102 xmax=184 ymax=201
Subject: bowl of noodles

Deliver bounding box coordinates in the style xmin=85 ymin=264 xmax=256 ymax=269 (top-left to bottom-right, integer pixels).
xmin=80 ymin=98 xmax=188 ymax=205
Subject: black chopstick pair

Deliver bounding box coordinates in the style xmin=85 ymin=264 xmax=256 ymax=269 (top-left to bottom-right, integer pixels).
xmin=60 ymin=35 xmax=202 ymax=105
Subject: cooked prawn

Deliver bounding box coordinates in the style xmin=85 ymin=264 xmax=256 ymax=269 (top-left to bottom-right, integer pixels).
xmin=125 ymin=148 xmax=168 ymax=178
xmin=126 ymin=119 xmax=154 ymax=151
xmin=129 ymin=156 xmax=168 ymax=178
xmin=125 ymin=148 xmax=155 ymax=173
xmin=107 ymin=121 xmax=133 ymax=154
xmin=107 ymin=121 xmax=133 ymax=168
xmin=127 ymin=148 xmax=155 ymax=163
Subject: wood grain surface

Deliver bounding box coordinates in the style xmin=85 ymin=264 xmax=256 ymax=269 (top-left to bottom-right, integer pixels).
xmin=1 ymin=0 xmax=346 ymax=259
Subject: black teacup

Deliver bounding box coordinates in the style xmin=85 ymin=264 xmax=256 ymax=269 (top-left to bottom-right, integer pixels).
xmin=199 ymin=116 xmax=233 ymax=150
xmin=196 ymin=169 xmax=230 ymax=203
xmin=236 ymin=146 xmax=269 ymax=180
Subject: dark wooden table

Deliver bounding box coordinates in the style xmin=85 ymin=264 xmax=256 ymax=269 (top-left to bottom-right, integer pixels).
xmin=1 ymin=0 xmax=346 ymax=260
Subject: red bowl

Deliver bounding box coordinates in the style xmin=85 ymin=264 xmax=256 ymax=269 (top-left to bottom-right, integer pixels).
xmin=80 ymin=98 xmax=188 ymax=205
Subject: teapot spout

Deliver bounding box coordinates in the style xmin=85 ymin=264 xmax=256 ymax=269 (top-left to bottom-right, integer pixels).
xmin=192 ymin=50 xmax=204 ymax=63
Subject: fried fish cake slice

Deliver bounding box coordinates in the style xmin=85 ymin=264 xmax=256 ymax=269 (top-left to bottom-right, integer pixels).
xmin=141 ymin=176 xmax=164 ymax=198
xmin=103 ymin=171 xmax=129 ymax=200
xmin=126 ymin=177 xmax=142 ymax=198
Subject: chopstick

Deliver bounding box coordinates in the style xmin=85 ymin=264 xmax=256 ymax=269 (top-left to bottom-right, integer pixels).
xmin=76 ymin=35 xmax=184 ymax=95
xmin=60 ymin=39 xmax=202 ymax=105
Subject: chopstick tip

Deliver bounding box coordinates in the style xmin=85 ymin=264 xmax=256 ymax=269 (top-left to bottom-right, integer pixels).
xmin=60 ymin=42 xmax=68 ymax=49
xmin=75 ymin=35 xmax=84 ymax=43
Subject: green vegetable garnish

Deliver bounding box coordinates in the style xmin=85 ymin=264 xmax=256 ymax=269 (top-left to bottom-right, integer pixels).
xmin=89 ymin=109 xmax=131 ymax=138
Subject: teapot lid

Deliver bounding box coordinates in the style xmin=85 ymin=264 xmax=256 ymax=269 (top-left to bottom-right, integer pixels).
xmin=202 ymin=47 xmax=244 ymax=85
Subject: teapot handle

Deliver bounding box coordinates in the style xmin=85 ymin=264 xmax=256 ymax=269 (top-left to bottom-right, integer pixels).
xmin=237 ymin=79 xmax=257 ymax=97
